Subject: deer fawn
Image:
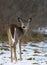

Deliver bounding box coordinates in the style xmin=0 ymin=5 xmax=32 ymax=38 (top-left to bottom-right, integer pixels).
xmin=7 ymin=17 xmax=32 ymax=62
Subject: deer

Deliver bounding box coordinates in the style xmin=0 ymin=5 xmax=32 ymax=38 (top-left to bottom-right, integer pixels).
xmin=7 ymin=17 xmax=32 ymax=62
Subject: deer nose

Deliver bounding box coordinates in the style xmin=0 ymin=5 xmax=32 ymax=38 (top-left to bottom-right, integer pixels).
xmin=23 ymin=26 xmax=25 ymax=28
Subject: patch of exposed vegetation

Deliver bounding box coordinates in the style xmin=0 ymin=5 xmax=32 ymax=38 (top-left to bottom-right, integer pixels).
xmin=0 ymin=64 xmax=3 ymax=65
xmin=23 ymin=49 xmax=27 ymax=52
xmin=34 ymin=49 xmax=41 ymax=53
xmin=44 ymin=54 xmax=47 ymax=57
xmin=32 ymin=62 xmax=38 ymax=64
xmin=0 ymin=52 xmax=4 ymax=55
xmin=27 ymin=57 xmax=32 ymax=60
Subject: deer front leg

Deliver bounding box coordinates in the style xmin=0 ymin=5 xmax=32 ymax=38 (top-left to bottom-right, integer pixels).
xmin=13 ymin=42 xmax=17 ymax=62
xmin=18 ymin=40 xmax=22 ymax=60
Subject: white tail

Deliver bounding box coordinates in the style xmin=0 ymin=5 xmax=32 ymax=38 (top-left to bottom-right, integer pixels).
xmin=7 ymin=17 xmax=32 ymax=62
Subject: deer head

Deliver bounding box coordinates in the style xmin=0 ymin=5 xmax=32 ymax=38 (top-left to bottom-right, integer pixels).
xmin=18 ymin=17 xmax=32 ymax=31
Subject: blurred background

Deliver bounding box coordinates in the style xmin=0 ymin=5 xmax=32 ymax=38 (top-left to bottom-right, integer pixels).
xmin=0 ymin=0 xmax=47 ymax=42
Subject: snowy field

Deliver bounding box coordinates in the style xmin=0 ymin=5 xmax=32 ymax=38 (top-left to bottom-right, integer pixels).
xmin=0 ymin=41 xmax=47 ymax=65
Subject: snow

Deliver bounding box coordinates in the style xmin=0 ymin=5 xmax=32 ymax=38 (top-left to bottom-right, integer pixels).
xmin=0 ymin=42 xmax=47 ymax=65
xmin=33 ymin=27 xmax=47 ymax=34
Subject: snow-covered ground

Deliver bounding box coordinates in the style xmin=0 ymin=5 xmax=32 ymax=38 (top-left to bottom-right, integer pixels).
xmin=0 ymin=41 xmax=47 ymax=65
xmin=33 ymin=27 xmax=47 ymax=34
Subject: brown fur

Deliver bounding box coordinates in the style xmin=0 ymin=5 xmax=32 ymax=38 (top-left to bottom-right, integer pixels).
xmin=7 ymin=17 xmax=32 ymax=62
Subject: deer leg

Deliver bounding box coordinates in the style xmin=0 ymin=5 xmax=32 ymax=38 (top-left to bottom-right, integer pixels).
xmin=18 ymin=40 xmax=22 ymax=60
xmin=10 ymin=44 xmax=13 ymax=62
xmin=14 ymin=42 xmax=17 ymax=62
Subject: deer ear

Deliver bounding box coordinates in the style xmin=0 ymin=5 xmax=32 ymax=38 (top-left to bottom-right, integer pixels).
xmin=18 ymin=17 xmax=22 ymax=22
xmin=28 ymin=18 xmax=32 ymax=22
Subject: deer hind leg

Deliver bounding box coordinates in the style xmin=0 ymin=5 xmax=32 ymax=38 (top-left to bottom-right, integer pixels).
xmin=8 ymin=37 xmax=13 ymax=62
xmin=13 ymin=42 xmax=17 ymax=62
xmin=7 ymin=29 xmax=13 ymax=62
xmin=10 ymin=43 xmax=13 ymax=62
xmin=18 ymin=40 xmax=22 ymax=60
xmin=7 ymin=39 xmax=13 ymax=62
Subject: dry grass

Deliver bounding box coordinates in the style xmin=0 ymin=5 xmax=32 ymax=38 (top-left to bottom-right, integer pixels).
xmin=0 ymin=29 xmax=47 ymax=42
